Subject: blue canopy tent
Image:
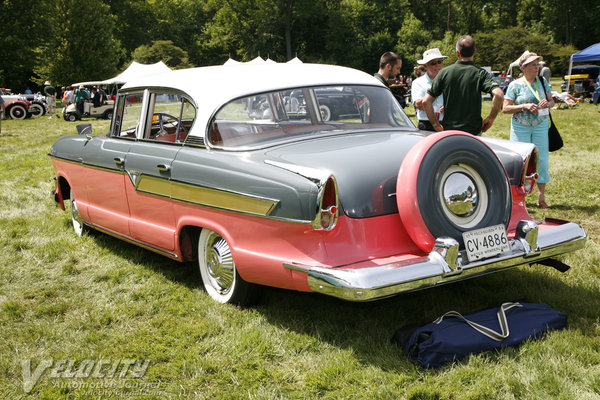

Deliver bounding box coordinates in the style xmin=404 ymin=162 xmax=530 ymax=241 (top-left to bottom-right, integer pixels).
xmin=566 ymin=43 xmax=600 ymax=93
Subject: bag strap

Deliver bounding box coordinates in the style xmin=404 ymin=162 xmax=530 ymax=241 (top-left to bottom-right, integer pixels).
xmin=536 ymin=77 xmax=556 ymax=124
xmin=433 ymin=302 xmax=523 ymax=342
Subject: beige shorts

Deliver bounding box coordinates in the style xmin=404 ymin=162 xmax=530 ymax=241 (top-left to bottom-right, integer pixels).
xmin=46 ymin=96 xmax=56 ymax=107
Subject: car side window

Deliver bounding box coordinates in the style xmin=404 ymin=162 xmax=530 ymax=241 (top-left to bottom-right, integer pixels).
xmin=112 ymin=93 xmax=144 ymax=138
xmin=144 ymin=92 xmax=195 ymax=143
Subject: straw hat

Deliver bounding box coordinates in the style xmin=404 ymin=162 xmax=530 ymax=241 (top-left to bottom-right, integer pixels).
xmin=417 ymin=48 xmax=448 ymax=65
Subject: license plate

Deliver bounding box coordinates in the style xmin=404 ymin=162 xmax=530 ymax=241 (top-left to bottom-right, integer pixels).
xmin=462 ymin=224 xmax=510 ymax=262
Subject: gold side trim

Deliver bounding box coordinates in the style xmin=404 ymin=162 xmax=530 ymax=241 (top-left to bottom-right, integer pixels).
xmin=136 ymin=174 xmax=170 ymax=197
xmin=136 ymin=175 xmax=279 ymax=216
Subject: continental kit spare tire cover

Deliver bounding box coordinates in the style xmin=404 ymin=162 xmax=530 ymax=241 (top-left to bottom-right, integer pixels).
xmin=396 ymin=131 xmax=511 ymax=253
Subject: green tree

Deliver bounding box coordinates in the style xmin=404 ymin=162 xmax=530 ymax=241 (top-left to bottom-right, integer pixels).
xmin=395 ymin=13 xmax=433 ymax=73
xmin=131 ymin=40 xmax=193 ymax=69
xmin=105 ymin=0 xmax=155 ymax=55
xmin=474 ymin=26 xmax=575 ymax=74
xmin=201 ymin=0 xmax=323 ymax=63
xmin=519 ymin=0 xmax=600 ymax=49
xmin=34 ymin=0 xmax=122 ymax=86
xmin=0 ymin=0 xmax=52 ymax=90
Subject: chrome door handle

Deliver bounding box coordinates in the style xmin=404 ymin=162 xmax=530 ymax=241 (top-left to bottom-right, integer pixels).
xmin=157 ymin=164 xmax=170 ymax=172
xmin=114 ymin=157 xmax=125 ymax=167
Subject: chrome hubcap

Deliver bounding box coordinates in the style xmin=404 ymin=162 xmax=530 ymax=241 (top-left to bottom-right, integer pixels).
xmin=205 ymin=234 xmax=234 ymax=294
xmin=71 ymin=199 xmax=84 ymax=235
xmin=443 ymin=172 xmax=478 ymax=218
xmin=439 ymin=164 xmax=488 ymax=228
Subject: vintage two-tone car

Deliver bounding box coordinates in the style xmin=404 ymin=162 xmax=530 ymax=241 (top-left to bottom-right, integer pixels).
xmin=50 ymin=63 xmax=587 ymax=304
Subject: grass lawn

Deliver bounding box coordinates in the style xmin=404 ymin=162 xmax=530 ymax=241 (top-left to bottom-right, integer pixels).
xmin=1 ymin=101 xmax=599 ymax=399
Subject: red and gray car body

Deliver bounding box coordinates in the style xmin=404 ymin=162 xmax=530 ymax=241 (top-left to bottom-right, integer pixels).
xmin=50 ymin=63 xmax=586 ymax=304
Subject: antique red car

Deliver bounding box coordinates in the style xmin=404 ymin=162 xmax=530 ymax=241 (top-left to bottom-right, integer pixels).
xmin=50 ymin=63 xmax=587 ymax=304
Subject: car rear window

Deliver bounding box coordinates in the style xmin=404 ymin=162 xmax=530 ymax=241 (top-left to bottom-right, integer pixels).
xmin=209 ymin=85 xmax=414 ymax=149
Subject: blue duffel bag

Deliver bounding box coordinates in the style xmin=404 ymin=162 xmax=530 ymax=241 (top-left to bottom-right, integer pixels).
xmin=402 ymin=302 xmax=567 ymax=368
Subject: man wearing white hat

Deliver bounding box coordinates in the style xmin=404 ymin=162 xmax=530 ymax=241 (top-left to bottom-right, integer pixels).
xmin=44 ymin=80 xmax=59 ymax=119
xmin=422 ymin=35 xmax=504 ymax=135
xmin=412 ymin=48 xmax=447 ymax=131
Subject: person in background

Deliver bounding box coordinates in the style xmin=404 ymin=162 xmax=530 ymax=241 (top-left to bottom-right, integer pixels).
xmin=502 ymin=52 xmax=554 ymax=209
xmin=374 ymin=52 xmax=402 ymax=88
xmin=0 ymin=94 xmax=4 ymax=134
xmin=411 ymin=48 xmax=447 ymax=131
xmin=413 ymin=65 xmax=425 ymax=78
xmin=594 ymin=74 xmax=600 ymax=105
xmin=422 ymin=35 xmax=503 ymax=135
xmin=44 ymin=81 xmax=60 ymax=119
xmin=62 ymin=86 xmax=74 ymax=106
xmin=24 ymin=87 xmax=33 ymax=94
xmin=91 ymin=87 xmax=101 ymax=107
xmin=75 ymin=85 xmax=89 ymax=115
xmin=539 ymin=61 xmax=551 ymax=84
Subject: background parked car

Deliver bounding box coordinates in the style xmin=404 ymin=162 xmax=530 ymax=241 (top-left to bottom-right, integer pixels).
xmin=22 ymin=93 xmax=47 ymax=117
xmin=0 ymin=88 xmax=31 ymax=120
xmin=63 ymin=101 xmax=114 ymax=122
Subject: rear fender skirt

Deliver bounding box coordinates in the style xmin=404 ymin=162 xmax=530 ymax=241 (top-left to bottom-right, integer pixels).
xmin=173 ymin=203 xmax=328 ymax=289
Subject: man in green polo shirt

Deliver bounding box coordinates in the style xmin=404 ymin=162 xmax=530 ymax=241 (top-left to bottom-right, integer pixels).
xmin=374 ymin=51 xmax=402 ymax=88
xmin=422 ymin=35 xmax=503 ymax=136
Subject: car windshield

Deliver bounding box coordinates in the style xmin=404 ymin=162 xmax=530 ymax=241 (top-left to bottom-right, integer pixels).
xmin=209 ymin=85 xmax=414 ymax=149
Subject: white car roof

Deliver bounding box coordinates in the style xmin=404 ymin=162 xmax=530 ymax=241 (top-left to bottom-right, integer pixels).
xmin=120 ymin=63 xmax=385 ymax=138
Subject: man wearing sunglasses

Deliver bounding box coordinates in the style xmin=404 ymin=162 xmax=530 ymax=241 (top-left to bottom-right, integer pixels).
xmin=422 ymin=35 xmax=503 ymax=136
xmin=412 ymin=48 xmax=447 ymax=131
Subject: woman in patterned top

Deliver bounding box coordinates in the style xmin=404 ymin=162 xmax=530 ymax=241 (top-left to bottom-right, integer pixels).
xmin=502 ymin=52 xmax=555 ymax=209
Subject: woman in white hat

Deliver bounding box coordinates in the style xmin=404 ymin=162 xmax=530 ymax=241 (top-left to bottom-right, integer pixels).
xmin=502 ymin=52 xmax=554 ymax=208
xmin=412 ymin=48 xmax=447 ymax=131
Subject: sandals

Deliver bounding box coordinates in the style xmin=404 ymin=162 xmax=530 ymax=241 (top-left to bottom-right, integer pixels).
xmin=538 ymin=200 xmax=550 ymax=209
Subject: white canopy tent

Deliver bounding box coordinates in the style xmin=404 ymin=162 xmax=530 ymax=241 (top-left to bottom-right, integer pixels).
xmin=507 ymin=50 xmax=531 ymax=77
xmin=223 ymin=56 xmax=303 ymax=65
xmin=286 ymin=57 xmax=303 ymax=64
xmin=224 ymin=58 xmax=241 ymax=66
xmin=73 ymin=61 xmax=172 ymax=87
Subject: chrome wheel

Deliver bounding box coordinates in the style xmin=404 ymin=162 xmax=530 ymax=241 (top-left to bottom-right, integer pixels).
xmin=29 ymin=103 xmax=45 ymax=117
xmin=70 ymin=198 xmax=86 ymax=237
xmin=319 ymin=104 xmax=332 ymax=121
xmin=439 ymin=163 xmax=488 ymax=229
xmin=198 ymin=229 xmax=256 ymax=304
xmin=9 ymin=104 xmax=27 ymax=120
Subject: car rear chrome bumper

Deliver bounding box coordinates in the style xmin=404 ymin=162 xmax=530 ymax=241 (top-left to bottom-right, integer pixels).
xmin=283 ymin=220 xmax=587 ymax=301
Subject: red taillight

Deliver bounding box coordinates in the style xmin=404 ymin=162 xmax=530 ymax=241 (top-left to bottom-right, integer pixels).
xmin=525 ymin=152 xmax=537 ymax=177
xmin=322 ymin=177 xmax=336 ymax=209
xmin=522 ymin=151 xmax=539 ymax=194
xmin=316 ymin=177 xmax=339 ymax=230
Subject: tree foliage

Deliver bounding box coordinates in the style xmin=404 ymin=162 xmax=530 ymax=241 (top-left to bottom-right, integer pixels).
xmin=34 ymin=0 xmax=122 ymax=87
xmin=0 ymin=0 xmax=597 ymax=91
xmin=132 ymin=40 xmax=193 ymax=69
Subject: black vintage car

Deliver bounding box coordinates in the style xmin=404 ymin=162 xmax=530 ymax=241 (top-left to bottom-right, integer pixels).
xmin=285 ymin=87 xmax=364 ymax=121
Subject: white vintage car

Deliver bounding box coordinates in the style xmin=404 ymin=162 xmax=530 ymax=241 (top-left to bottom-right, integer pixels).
xmin=50 ymin=63 xmax=587 ymax=305
xmin=1 ymin=89 xmax=31 ymax=119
